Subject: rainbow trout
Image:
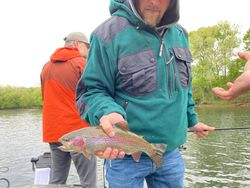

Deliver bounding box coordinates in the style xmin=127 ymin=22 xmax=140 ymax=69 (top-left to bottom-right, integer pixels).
xmin=58 ymin=121 xmax=167 ymax=167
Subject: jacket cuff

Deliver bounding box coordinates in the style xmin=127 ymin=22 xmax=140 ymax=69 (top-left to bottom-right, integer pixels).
xmin=188 ymin=117 xmax=198 ymax=128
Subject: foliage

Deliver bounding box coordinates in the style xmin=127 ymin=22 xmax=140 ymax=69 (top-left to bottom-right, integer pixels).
xmin=1 ymin=24 xmax=250 ymax=108
xmin=0 ymin=86 xmax=42 ymax=109
xmin=189 ymin=21 xmax=242 ymax=103
xmin=243 ymin=28 xmax=250 ymax=51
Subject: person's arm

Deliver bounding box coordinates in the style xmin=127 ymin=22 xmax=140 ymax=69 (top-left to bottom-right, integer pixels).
xmin=76 ymin=35 xmax=126 ymax=125
xmin=76 ymin=34 xmax=125 ymax=159
xmin=212 ymin=51 xmax=250 ymax=100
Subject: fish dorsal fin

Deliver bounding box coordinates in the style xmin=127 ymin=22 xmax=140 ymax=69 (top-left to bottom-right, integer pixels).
xmin=131 ymin=151 xmax=142 ymax=162
xmin=113 ymin=121 xmax=129 ymax=131
xmin=96 ymin=126 xmax=103 ymax=130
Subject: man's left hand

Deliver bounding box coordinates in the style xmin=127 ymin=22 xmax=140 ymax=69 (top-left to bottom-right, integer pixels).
xmin=189 ymin=122 xmax=215 ymax=140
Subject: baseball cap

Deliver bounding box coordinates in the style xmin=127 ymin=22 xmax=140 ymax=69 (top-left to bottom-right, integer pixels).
xmin=64 ymin=32 xmax=89 ymax=44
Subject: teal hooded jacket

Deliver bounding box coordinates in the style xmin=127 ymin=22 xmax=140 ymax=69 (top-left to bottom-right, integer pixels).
xmin=76 ymin=0 xmax=198 ymax=152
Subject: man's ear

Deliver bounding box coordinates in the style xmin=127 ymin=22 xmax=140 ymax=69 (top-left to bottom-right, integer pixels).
xmin=73 ymin=41 xmax=79 ymax=48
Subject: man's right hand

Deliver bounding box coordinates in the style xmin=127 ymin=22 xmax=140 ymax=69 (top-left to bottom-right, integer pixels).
xmin=95 ymin=112 xmax=126 ymax=160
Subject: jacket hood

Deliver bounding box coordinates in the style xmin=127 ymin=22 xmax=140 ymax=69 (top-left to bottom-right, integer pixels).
xmin=50 ymin=47 xmax=82 ymax=63
xmin=109 ymin=0 xmax=179 ymax=28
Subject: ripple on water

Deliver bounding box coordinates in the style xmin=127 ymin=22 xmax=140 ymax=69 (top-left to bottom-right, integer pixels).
xmin=1 ymin=107 xmax=250 ymax=187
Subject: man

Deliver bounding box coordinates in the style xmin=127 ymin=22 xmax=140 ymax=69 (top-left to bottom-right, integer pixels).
xmin=41 ymin=32 xmax=96 ymax=187
xmin=76 ymin=0 xmax=214 ymax=187
xmin=212 ymin=51 xmax=250 ymax=100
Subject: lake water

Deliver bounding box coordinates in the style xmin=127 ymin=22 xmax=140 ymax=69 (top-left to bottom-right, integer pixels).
xmin=0 ymin=106 xmax=249 ymax=188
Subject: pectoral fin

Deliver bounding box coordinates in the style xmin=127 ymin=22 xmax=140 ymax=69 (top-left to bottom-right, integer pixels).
xmin=131 ymin=151 xmax=142 ymax=162
xmin=82 ymin=148 xmax=93 ymax=160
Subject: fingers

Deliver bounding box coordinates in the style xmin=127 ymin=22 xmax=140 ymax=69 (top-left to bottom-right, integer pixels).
xmin=194 ymin=129 xmax=210 ymax=140
xmin=195 ymin=130 xmax=208 ymax=140
xmin=212 ymin=87 xmax=232 ymax=100
xmin=100 ymin=113 xmax=125 ymax=137
xmin=100 ymin=116 xmax=115 ymax=137
xmin=238 ymin=51 xmax=250 ymax=61
xmin=207 ymin=126 xmax=215 ymax=131
xmin=212 ymin=87 xmax=225 ymax=94
xmin=102 ymin=123 xmax=115 ymax=137
xmin=190 ymin=123 xmax=215 ymax=140
xmin=226 ymin=82 xmax=233 ymax=89
xmin=97 ymin=113 xmax=126 ymax=160
xmin=117 ymin=150 xmax=125 ymax=158
xmin=95 ymin=147 xmax=125 ymax=160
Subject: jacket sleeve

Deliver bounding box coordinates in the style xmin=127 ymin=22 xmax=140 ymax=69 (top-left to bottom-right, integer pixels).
xmin=187 ymin=77 xmax=198 ymax=128
xmin=76 ymin=35 xmax=126 ymax=126
xmin=181 ymin=28 xmax=198 ymax=128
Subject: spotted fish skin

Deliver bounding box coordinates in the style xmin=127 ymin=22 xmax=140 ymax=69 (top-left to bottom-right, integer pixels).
xmin=59 ymin=122 xmax=167 ymax=167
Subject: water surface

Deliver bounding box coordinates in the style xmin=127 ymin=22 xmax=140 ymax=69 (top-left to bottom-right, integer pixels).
xmin=0 ymin=107 xmax=249 ymax=187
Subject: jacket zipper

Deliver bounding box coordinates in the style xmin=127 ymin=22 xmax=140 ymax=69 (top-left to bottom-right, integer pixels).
xmin=170 ymin=50 xmax=178 ymax=92
xmin=173 ymin=62 xmax=178 ymax=92
xmin=166 ymin=55 xmax=173 ymax=98
xmin=123 ymin=101 xmax=128 ymax=111
xmin=159 ymin=39 xmax=164 ymax=57
xmin=161 ymin=40 xmax=174 ymax=98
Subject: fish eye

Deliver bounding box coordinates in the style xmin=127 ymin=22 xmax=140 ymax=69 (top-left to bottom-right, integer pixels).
xmin=62 ymin=138 xmax=71 ymax=142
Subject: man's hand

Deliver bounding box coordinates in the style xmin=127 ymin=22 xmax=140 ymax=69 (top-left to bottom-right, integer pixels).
xmin=212 ymin=82 xmax=235 ymax=100
xmin=238 ymin=51 xmax=250 ymax=62
xmin=212 ymin=51 xmax=250 ymax=100
xmin=189 ymin=122 xmax=215 ymax=140
xmin=95 ymin=112 xmax=126 ymax=160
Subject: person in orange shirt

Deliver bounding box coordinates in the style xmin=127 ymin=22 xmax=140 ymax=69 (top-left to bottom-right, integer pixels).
xmin=40 ymin=32 xmax=97 ymax=187
xmin=212 ymin=51 xmax=250 ymax=100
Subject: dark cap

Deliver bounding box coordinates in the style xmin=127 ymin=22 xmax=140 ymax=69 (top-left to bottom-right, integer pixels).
xmin=64 ymin=32 xmax=89 ymax=44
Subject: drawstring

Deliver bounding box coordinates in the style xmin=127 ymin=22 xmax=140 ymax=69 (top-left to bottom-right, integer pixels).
xmin=166 ymin=55 xmax=174 ymax=64
xmin=159 ymin=40 xmax=164 ymax=57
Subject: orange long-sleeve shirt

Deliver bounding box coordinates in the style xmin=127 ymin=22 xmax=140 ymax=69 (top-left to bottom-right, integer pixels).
xmin=41 ymin=47 xmax=89 ymax=142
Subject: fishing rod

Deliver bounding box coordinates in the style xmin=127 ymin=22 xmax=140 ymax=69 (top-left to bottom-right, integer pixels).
xmin=188 ymin=127 xmax=250 ymax=132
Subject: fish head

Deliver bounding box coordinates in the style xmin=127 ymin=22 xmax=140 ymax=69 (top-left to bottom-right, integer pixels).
xmin=58 ymin=134 xmax=86 ymax=152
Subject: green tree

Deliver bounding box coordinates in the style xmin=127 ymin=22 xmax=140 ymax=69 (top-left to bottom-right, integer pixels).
xmin=189 ymin=21 xmax=241 ymax=102
xmin=0 ymin=86 xmax=42 ymax=109
xmin=243 ymin=28 xmax=250 ymax=51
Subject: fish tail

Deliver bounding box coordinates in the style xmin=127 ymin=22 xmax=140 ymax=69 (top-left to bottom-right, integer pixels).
xmin=150 ymin=144 xmax=167 ymax=167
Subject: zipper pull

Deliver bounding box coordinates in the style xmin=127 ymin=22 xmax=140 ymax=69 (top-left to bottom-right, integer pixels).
xmin=159 ymin=39 xmax=164 ymax=57
xmin=166 ymin=55 xmax=174 ymax=65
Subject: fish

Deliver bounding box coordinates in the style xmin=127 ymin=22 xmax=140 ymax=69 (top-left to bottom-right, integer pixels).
xmin=58 ymin=121 xmax=167 ymax=167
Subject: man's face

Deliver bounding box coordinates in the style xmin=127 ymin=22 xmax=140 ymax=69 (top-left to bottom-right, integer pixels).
xmin=137 ymin=0 xmax=171 ymax=27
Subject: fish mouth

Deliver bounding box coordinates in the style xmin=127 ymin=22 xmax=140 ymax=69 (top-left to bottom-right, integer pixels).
xmin=58 ymin=145 xmax=68 ymax=151
xmin=58 ymin=140 xmax=76 ymax=152
xmin=58 ymin=138 xmax=72 ymax=151
xmin=58 ymin=145 xmax=75 ymax=152
xmin=58 ymin=137 xmax=70 ymax=145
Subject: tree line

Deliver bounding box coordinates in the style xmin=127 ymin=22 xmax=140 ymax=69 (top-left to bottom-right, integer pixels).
xmin=0 ymin=21 xmax=249 ymax=109
xmin=189 ymin=21 xmax=250 ymax=104
xmin=0 ymin=86 xmax=42 ymax=109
